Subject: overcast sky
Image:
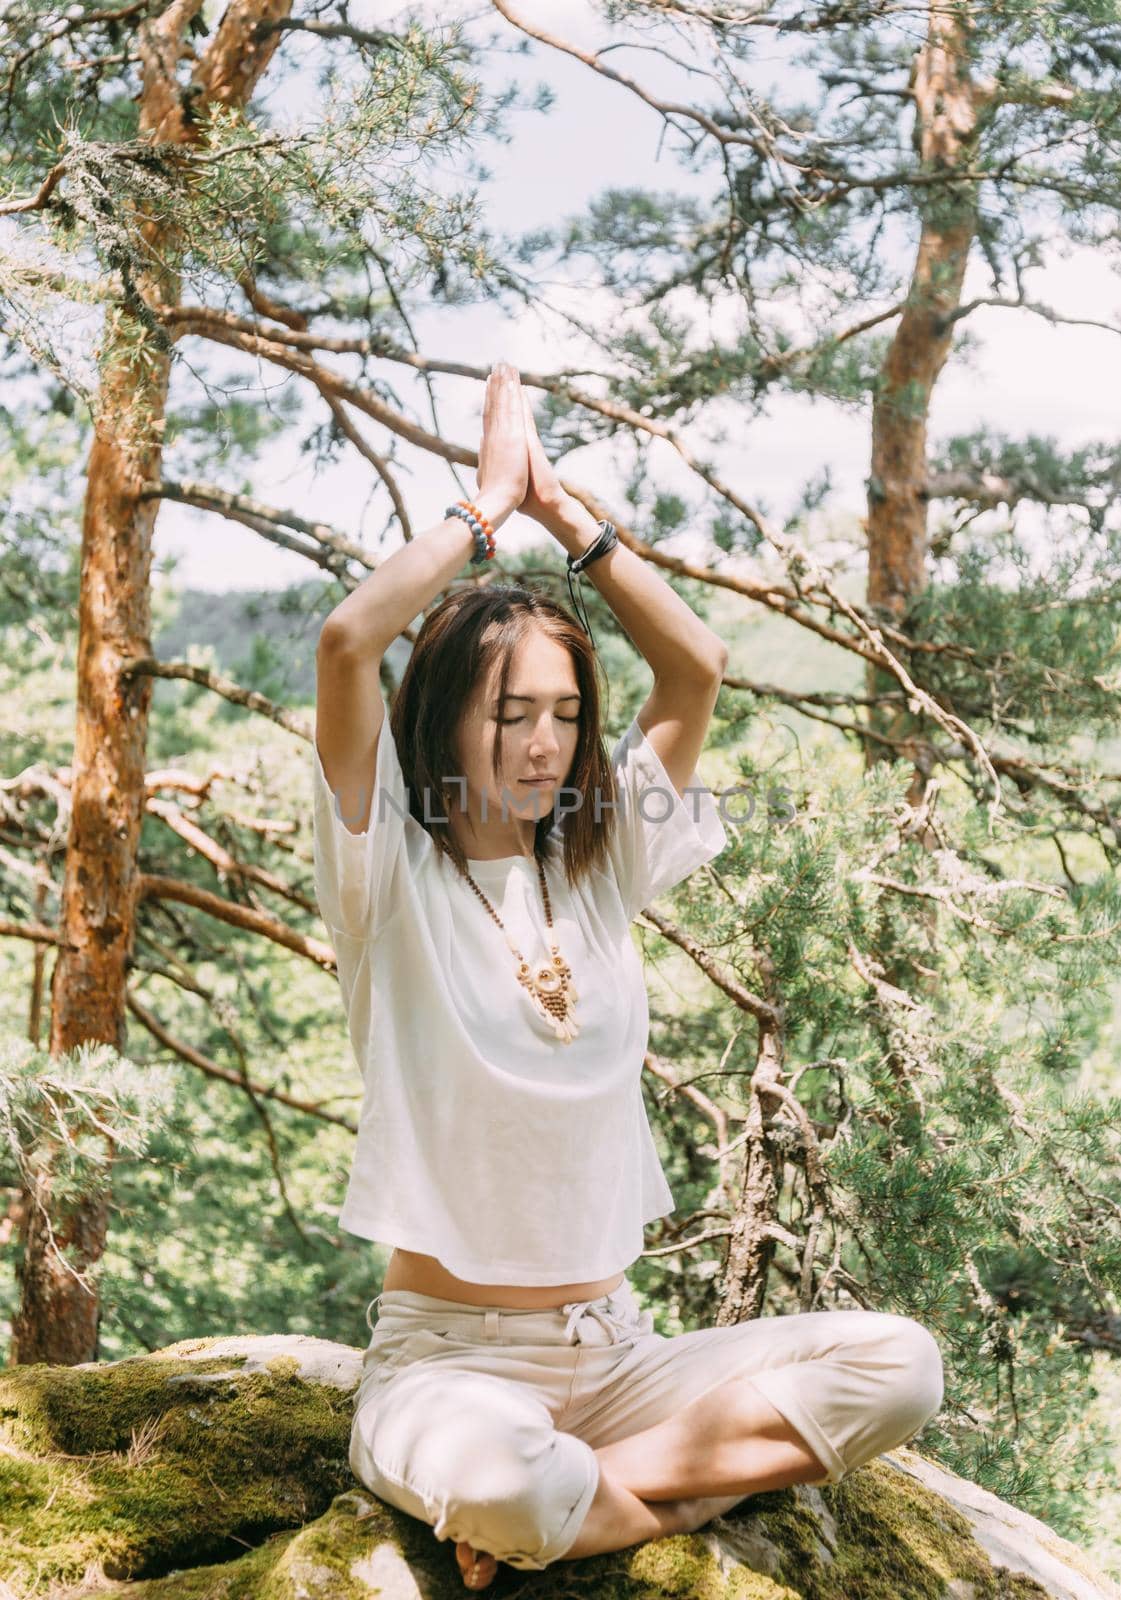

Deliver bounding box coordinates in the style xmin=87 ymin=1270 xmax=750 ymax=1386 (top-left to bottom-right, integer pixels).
xmin=6 ymin=0 xmax=1119 ymax=591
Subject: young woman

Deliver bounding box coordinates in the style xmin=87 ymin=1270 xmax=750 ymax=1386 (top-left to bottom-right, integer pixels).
xmin=313 ymin=363 xmax=944 ymax=1590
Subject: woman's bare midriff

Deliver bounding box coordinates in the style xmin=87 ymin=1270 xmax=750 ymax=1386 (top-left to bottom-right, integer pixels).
xmin=382 ymin=1247 xmax=625 ymax=1309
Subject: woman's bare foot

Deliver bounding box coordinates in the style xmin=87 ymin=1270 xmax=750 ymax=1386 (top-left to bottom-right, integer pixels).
xmin=451 ymin=1490 xmax=745 ymax=1586
xmin=455 ymin=1538 xmax=499 ymax=1589
xmin=673 ymin=1489 xmax=750 ymax=1533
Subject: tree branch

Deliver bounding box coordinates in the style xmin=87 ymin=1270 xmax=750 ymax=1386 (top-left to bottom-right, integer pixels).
xmin=126 ymin=990 xmax=356 ymax=1131
xmin=0 ymin=917 xmax=76 ymax=950
xmin=488 ymin=0 xmax=812 ymax=186
xmin=638 ymin=905 xmax=780 ymax=1027
xmin=940 ymin=294 xmax=1121 ymax=338
xmin=136 ymin=873 xmax=335 ymax=970
xmin=145 ymin=797 xmax=318 ymax=916
xmin=144 ymin=478 xmax=370 ymax=578
xmin=248 ymin=17 xmax=405 ymax=51
xmin=120 ymin=655 xmax=313 ymax=739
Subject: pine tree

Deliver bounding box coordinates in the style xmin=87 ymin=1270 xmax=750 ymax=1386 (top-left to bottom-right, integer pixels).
xmin=0 ymin=0 xmax=494 ymax=1363
xmin=1 ymin=0 xmax=1119 ymax=1549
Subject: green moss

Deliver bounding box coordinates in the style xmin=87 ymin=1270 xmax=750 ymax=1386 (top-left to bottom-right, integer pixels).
xmin=722 ymin=1462 xmax=1054 ymax=1600
xmin=95 ymin=1493 xmax=456 ymax=1600
xmin=0 ymin=1352 xmax=353 ymax=1593
xmin=98 ymin=1531 xmax=304 ymax=1599
xmin=628 ymin=1530 xmax=801 ymax=1598
xmin=263 ymin=1356 xmax=303 ymax=1381
xmin=22 ymin=1473 xmax=1076 ymax=1600
xmin=0 ymin=1344 xmax=1088 ymax=1600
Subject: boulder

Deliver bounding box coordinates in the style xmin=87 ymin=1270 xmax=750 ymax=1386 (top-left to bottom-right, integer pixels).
xmin=1 ymin=1334 xmax=1116 ymax=1599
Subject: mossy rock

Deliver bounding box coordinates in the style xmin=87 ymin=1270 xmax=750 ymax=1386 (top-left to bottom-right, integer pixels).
xmin=1 ymin=1334 xmax=1117 ymax=1600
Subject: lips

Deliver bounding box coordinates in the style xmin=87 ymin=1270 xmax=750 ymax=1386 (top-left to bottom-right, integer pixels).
xmin=520 ymin=777 xmax=556 ymax=784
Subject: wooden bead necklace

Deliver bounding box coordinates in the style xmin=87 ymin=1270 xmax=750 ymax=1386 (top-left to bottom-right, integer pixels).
xmin=461 ymin=855 xmax=580 ymax=1045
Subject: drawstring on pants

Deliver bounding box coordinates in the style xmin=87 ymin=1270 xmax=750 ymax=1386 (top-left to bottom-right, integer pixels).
xmin=365 ymin=1293 xmax=383 ymax=1335
xmin=362 ymin=1288 xmax=641 ymax=1345
xmin=561 ymin=1296 xmax=633 ymax=1346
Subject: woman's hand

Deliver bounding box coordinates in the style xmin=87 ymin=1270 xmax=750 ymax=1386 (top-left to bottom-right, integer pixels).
xmin=474 ymin=362 xmax=528 ymax=519
xmin=518 ymin=389 xmax=581 ymax=530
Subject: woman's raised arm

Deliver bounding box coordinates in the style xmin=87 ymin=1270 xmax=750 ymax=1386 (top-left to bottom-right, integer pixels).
xmin=320 ymin=361 xmax=528 ymax=655
xmin=315 ymin=364 xmax=528 ymax=834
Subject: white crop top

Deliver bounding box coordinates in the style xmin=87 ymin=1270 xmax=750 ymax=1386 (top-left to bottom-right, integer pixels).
xmin=312 ymin=697 xmax=728 ymax=1285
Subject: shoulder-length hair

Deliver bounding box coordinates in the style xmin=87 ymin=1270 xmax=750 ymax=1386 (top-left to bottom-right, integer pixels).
xmin=388 ymin=583 xmax=618 ymax=887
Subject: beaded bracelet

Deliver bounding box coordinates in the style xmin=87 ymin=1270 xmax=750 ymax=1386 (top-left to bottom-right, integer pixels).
xmin=459 ymin=500 xmax=497 ymax=560
xmin=445 ymin=500 xmax=496 ymax=565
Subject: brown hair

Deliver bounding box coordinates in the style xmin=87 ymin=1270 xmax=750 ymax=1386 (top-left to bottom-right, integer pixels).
xmin=388 ymin=583 xmax=618 ymax=887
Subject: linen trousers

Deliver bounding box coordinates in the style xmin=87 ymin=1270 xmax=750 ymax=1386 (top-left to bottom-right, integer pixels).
xmin=348 ymin=1277 xmax=944 ymax=1573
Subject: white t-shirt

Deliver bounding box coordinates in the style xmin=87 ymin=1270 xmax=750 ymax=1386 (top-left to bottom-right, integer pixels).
xmin=312 ymin=697 xmax=728 ymax=1286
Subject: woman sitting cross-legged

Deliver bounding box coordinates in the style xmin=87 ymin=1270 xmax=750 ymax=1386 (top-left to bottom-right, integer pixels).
xmin=313 ymin=362 xmax=944 ymax=1590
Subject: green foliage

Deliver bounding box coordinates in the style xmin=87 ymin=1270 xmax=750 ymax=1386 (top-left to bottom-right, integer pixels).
xmin=3 ymin=0 xmax=1121 ymax=1576
xmin=636 ymin=675 xmax=1121 ymax=1541
xmin=1 ymin=16 xmax=504 ymax=413
xmin=0 ymin=385 xmax=85 ymax=630
xmin=163 ymin=391 xmax=304 ymax=474
xmin=932 ymin=427 xmax=1121 ymax=531
xmin=0 ymin=1037 xmax=183 ymax=1231
xmin=914 ymin=521 xmax=1121 ymax=751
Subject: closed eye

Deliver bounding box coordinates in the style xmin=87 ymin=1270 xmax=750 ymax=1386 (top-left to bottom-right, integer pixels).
xmin=499 ymin=716 xmax=579 ymax=725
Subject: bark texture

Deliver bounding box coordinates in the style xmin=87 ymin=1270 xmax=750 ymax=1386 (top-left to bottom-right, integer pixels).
xmin=865 ymin=1 xmax=982 ymax=784
xmin=12 ymin=0 xmax=292 ymax=1367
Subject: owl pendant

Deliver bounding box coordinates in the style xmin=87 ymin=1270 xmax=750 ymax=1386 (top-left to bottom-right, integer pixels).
xmin=516 ymin=947 xmax=580 ymax=1044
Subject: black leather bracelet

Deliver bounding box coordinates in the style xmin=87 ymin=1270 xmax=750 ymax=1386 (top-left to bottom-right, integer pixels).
xmin=567 ymin=519 xmax=617 ymax=575
xmin=566 ymin=520 xmax=618 ymax=649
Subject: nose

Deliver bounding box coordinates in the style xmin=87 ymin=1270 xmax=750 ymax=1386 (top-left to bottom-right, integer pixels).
xmin=529 ymin=715 xmax=562 ymax=758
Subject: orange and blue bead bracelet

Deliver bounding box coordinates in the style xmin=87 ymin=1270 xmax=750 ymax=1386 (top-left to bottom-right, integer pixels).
xmin=445 ymin=500 xmax=496 ymax=564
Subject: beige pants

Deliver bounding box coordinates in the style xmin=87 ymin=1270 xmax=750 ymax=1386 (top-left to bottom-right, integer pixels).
xmin=349 ymin=1277 xmax=943 ymax=1572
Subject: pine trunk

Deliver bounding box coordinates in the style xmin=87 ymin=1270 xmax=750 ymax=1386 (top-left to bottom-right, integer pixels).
xmin=865 ymin=1 xmax=980 ymax=801
xmin=10 ymin=0 xmax=292 ymax=1366
xmin=857 ymin=2 xmax=982 ymax=1157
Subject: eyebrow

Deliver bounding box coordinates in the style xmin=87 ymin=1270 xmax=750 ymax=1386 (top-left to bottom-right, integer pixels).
xmin=495 ymin=692 xmax=582 ymax=703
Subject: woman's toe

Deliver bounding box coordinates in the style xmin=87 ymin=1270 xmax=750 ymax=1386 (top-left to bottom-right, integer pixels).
xmin=455 ymin=1540 xmax=498 ymax=1589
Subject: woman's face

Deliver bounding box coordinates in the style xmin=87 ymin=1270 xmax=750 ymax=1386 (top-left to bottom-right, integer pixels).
xmin=454 ymin=628 xmax=582 ymax=839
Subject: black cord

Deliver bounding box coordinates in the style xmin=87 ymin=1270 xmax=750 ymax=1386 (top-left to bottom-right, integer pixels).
xmin=566 ymin=520 xmax=618 ymax=651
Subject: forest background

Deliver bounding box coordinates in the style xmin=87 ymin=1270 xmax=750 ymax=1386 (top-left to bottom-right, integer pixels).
xmin=2 ymin=0 xmax=1121 ymax=1582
